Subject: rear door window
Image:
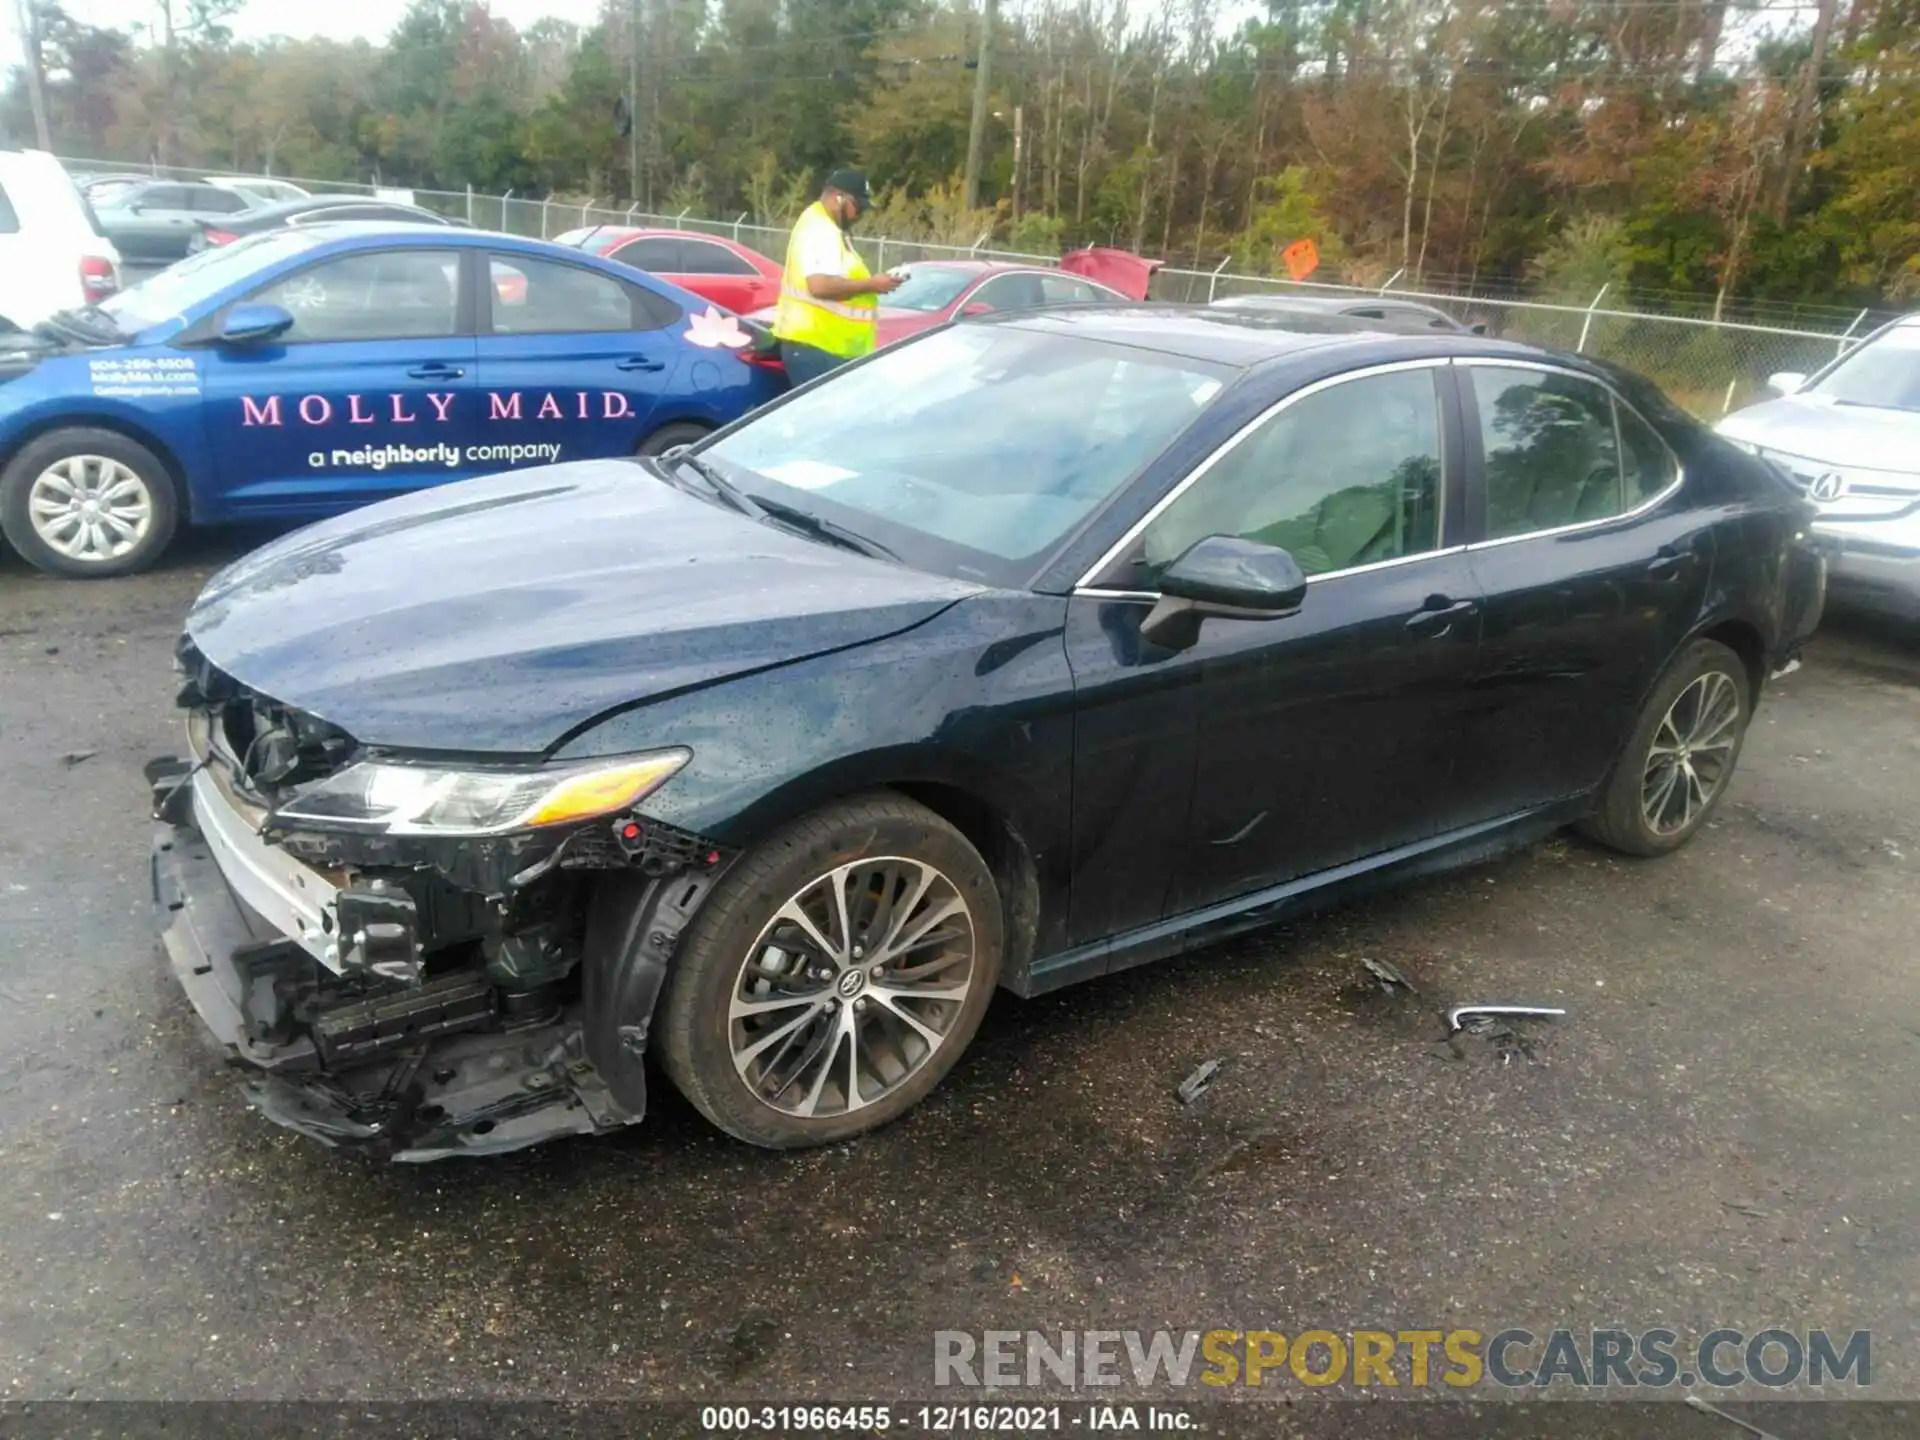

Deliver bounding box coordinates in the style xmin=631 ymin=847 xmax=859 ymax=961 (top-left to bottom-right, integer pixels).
xmin=1040 ymin=275 xmax=1104 ymax=305
xmin=1618 ymin=402 xmax=1680 ymax=506
xmin=610 ymin=237 xmax=683 ymax=273
xmin=1470 ymin=366 xmax=1626 ymax=538
xmin=487 ymin=254 xmax=662 ymax=333
xmin=968 ymin=273 xmax=1049 ymax=312
xmin=195 ymin=186 xmax=252 ymax=214
xmin=678 ymin=239 xmax=758 ymax=276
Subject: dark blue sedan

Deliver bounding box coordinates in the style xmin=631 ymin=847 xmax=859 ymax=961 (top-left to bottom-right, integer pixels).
xmin=0 ymin=224 xmax=784 ymax=576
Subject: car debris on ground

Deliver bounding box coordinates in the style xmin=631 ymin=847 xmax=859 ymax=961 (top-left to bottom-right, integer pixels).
xmin=1360 ymin=955 xmax=1419 ymax=995
xmin=1176 ymin=1059 xmax=1222 ymax=1105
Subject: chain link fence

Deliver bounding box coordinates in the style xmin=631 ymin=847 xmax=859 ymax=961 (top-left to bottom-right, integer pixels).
xmin=64 ymin=156 xmax=1875 ymax=418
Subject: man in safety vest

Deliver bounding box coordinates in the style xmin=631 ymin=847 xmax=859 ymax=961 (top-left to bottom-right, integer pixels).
xmin=773 ymin=168 xmax=900 ymax=386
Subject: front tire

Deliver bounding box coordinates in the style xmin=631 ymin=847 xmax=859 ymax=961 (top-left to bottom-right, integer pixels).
xmin=636 ymin=422 xmax=710 ymax=458
xmin=0 ymin=428 xmax=178 ymax=578
xmin=658 ymin=794 xmax=1003 ymax=1149
xmin=1581 ymin=638 xmax=1751 ymax=857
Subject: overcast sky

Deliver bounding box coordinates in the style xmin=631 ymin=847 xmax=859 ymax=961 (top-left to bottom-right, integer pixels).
xmin=2 ymin=0 xmax=610 ymax=66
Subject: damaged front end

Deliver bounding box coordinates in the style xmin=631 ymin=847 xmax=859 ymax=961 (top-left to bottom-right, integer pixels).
xmin=149 ymin=641 xmax=727 ymax=1160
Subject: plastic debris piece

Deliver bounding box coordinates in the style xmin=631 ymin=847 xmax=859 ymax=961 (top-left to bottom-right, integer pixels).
xmin=1176 ymin=1059 xmax=1222 ymax=1105
xmin=1446 ymin=1003 xmax=1565 ymax=1034
xmin=1361 ymin=956 xmax=1419 ymax=995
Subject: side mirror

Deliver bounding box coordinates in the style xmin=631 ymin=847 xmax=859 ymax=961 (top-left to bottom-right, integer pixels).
xmin=1469 ymin=322 xmax=1488 ymax=336
xmin=217 ymin=302 xmax=295 ymax=346
xmin=1767 ymin=371 xmax=1808 ymax=395
xmin=1140 ymin=535 xmax=1308 ymax=649
xmin=959 ymin=302 xmax=993 ymax=318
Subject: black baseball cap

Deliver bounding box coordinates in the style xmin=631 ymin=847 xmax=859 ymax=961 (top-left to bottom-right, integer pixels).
xmin=826 ymin=168 xmax=872 ymax=206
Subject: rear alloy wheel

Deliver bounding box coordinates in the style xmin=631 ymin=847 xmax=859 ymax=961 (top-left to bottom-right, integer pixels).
xmin=1581 ymin=638 xmax=1751 ymax=857
xmin=0 ymin=428 xmax=178 ymax=578
xmin=658 ymin=795 xmax=1002 ymax=1148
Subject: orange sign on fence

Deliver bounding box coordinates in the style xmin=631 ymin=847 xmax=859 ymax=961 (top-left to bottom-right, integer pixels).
xmin=1282 ymin=238 xmax=1320 ymax=281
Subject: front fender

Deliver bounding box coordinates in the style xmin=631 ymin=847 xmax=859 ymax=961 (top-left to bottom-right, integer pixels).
xmin=555 ymin=591 xmax=1078 ymax=958
xmin=0 ymin=354 xmax=214 ymax=496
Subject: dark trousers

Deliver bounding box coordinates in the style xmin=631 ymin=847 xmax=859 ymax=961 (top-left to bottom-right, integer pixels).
xmin=779 ymin=340 xmax=850 ymax=387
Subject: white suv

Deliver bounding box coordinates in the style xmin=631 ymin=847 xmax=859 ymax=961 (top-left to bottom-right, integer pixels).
xmin=0 ymin=150 xmax=122 ymax=329
xmin=1717 ymin=315 xmax=1920 ymax=623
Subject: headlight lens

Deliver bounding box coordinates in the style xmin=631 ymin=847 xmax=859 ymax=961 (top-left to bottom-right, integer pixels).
xmin=270 ymin=749 xmax=690 ymax=836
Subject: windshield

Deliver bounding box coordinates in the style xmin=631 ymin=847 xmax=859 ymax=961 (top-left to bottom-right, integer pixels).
xmin=99 ymin=230 xmax=325 ymax=332
xmin=882 ymin=266 xmax=980 ymax=313
xmin=1810 ymin=324 xmax=1920 ymax=411
xmin=702 ymin=324 xmax=1230 ymax=585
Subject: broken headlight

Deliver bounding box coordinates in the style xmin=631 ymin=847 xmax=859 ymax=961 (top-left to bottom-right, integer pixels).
xmin=269 ymin=750 xmax=690 ymax=837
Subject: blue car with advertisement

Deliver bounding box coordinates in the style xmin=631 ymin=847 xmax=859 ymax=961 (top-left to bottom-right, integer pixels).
xmin=0 ymin=223 xmax=786 ymax=576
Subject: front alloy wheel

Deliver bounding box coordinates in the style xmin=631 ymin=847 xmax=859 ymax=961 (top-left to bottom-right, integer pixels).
xmin=730 ymin=857 xmax=976 ymax=1119
xmin=659 ymin=795 xmax=1003 ymax=1148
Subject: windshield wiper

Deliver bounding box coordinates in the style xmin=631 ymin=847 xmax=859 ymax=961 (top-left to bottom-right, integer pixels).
xmin=749 ymin=495 xmax=900 ymax=562
xmin=671 ymin=452 xmax=762 ymax=518
xmin=42 ymin=306 xmax=123 ymax=343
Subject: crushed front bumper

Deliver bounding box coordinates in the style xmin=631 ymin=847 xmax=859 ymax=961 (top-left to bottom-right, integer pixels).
xmin=149 ymin=760 xmax=638 ymax=1160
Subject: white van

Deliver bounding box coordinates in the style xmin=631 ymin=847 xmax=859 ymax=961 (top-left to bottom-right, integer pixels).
xmin=0 ymin=150 xmax=123 ymax=329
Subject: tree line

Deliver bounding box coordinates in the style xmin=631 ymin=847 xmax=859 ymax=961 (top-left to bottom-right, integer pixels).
xmin=5 ymin=0 xmax=1917 ymax=320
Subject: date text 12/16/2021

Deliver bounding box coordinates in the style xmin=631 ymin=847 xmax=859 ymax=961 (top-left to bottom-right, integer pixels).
xmin=698 ymin=1405 xmax=1193 ymax=1432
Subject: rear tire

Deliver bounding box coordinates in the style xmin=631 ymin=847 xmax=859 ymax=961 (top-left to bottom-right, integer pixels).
xmin=636 ymin=422 xmax=710 ymax=458
xmin=658 ymin=793 xmax=1003 ymax=1149
xmin=0 ymin=427 xmax=178 ymax=578
xmin=1580 ymin=638 xmax=1751 ymax=857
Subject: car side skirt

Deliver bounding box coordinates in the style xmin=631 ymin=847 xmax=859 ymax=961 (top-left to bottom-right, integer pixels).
xmin=1012 ymin=798 xmax=1590 ymax=997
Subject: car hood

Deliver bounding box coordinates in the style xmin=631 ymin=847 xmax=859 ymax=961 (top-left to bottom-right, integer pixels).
xmin=183 ymin=461 xmax=983 ymax=754
xmin=1718 ymin=393 xmax=1920 ymax=475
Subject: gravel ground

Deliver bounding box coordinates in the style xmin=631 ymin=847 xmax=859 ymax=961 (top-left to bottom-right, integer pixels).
xmin=0 ymin=529 xmax=1916 ymax=1426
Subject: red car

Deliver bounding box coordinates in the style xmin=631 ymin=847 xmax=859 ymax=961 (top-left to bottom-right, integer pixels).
xmin=556 ymin=226 xmax=782 ymax=314
xmin=745 ymin=250 xmax=1152 ymax=349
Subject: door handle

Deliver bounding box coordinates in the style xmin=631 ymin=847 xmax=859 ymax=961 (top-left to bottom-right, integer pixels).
xmin=617 ymin=356 xmax=666 ymax=372
xmin=1647 ymin=543 xmax=1701 ymax=580
xmin=407 ymin=363 xmax=465 ymax=380
xmin=1405 ymin=597 xmax=1478 ymax=639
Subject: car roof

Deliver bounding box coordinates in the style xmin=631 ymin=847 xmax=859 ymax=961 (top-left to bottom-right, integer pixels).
xmin=564 ymin=226 xmax=757 ymax=247
xmin=901 ymin=260 xmax=1054 ymax=277
xmin=237 ymin=195 xmax=435 ymax=222
xmin=992 ymin=303 xmax=1549 ymax=369
xmin=266 ymin=219 xmax=484 ymax=241
xmin=1217 ymin=292 xmax=1450 ymax=316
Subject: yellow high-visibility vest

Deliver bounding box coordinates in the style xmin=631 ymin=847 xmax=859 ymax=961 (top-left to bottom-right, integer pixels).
xmin=773 ymin=201 xmax=878 ymax=359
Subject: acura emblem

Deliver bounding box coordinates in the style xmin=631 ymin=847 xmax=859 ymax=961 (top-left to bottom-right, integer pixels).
xmin=1807 ymin=471 xmax=1848 ymax=502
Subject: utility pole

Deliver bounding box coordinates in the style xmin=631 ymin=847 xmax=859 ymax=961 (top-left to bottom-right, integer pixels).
xmin=16 ymin=0 xmax=52 ymax=150
xmin=1010 ymin=104 xmax=1023 ymax=221
xmin=961 ymin=0 xmax=999 ymax=211
xmin=627 ymin=0 xmax=640 ymax=204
